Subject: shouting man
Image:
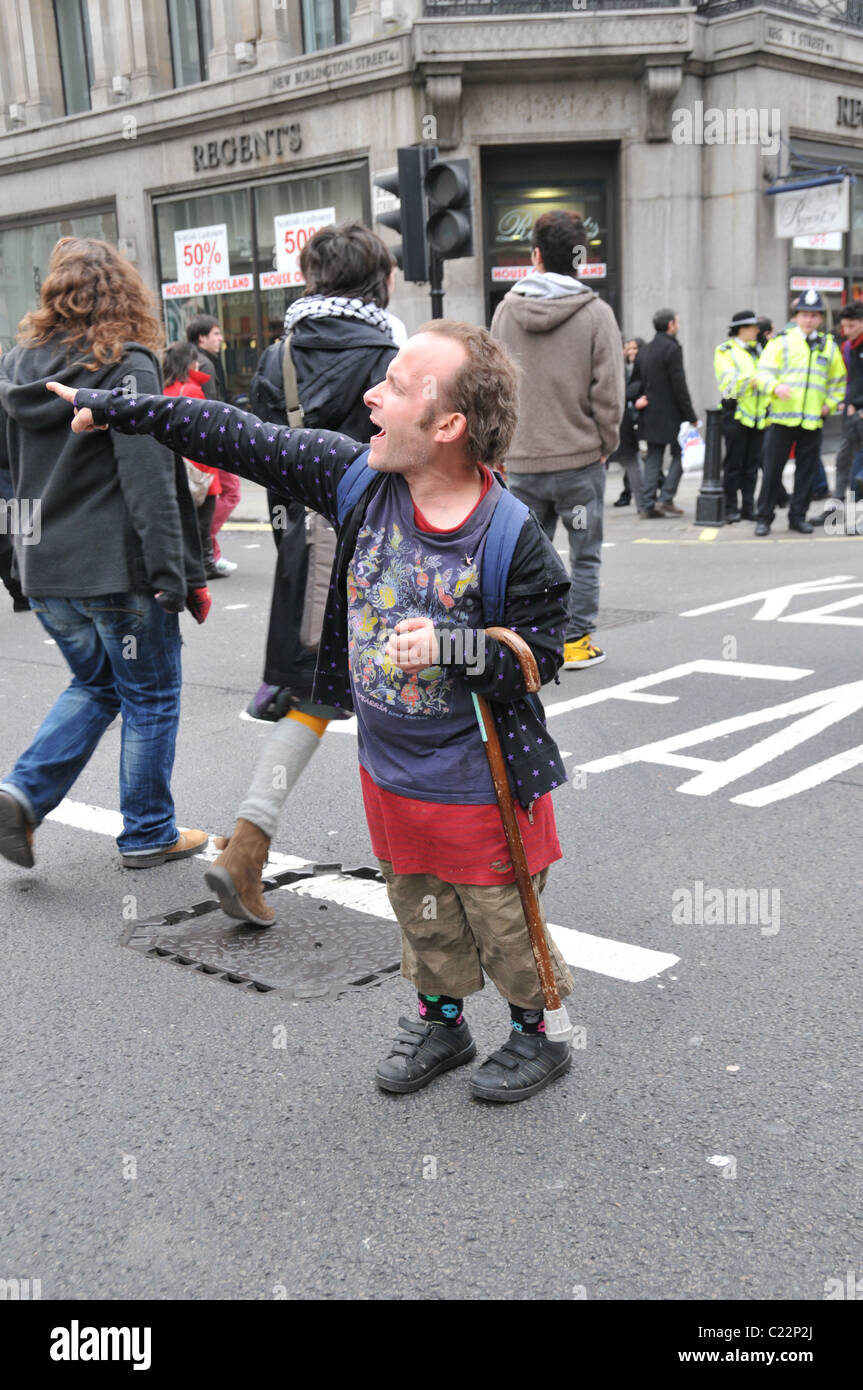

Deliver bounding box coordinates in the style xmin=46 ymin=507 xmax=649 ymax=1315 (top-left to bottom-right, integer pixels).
xmin=48 ymin=321 xmax=577 ymax=1105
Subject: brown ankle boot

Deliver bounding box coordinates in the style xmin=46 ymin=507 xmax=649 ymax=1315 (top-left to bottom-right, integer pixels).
xmin=204 ymin=818 xmax=275 ymax=926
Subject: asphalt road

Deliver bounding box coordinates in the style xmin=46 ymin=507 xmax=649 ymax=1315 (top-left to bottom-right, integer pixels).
xmin=1 ymin=467 xmax=861 ymax=1310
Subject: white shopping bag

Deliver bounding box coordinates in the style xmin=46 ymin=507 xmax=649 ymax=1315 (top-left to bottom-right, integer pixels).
xmin=678 ymin=421 xmax=705 ymax=473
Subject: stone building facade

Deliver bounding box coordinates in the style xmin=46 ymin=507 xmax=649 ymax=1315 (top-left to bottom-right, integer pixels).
xmin=1 ymin=0 xmax=862 ymax=411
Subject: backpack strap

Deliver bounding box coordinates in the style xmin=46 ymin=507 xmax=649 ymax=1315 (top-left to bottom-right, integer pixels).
xmin=281 ymin=333 xmax=305 ymax=430
xmin=480 ymin=485 xmax=529 ymax=627
xmin=334 ymin=459 xmax=527 ymax=624
xmin=336 ymin=449 xmax=375 ymax=524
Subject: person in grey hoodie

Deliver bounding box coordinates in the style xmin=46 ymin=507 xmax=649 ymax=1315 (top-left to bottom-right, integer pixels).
xmin=0 ymin=237 xmax=209 ymax=871
xmin=491 ymin=210 xmax=623 ymax=669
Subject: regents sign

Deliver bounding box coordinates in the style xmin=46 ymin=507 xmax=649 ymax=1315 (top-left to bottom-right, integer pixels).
xmin=192 ymin=126 xmax=302 ymax=172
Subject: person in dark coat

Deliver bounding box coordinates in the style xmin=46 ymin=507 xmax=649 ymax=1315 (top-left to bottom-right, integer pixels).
xmin=609 ymin=336 xmax=650 ymax=511
xmin=208 ymin=222 xmax=400 ymax=926
xmin=633 ymin=309 xmax=698 ymax=516
xmin=0 ymin=237 xmax=209 ymax=871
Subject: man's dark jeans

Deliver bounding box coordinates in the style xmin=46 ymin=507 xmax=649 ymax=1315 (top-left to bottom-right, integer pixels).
xmin=643 ymin=441 xmax=683 ymax=507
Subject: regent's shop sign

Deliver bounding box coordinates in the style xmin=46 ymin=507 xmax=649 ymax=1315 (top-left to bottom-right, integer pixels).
xmin=191 ymin=124 xmax=302 ymax=172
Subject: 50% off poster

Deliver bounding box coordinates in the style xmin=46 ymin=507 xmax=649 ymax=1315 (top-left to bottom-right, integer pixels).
xmin=259 ymin=208 xmax=336 ymax=290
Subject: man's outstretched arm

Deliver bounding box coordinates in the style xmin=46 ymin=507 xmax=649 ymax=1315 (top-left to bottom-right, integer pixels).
xmin=46 ymin=382 xmax=367 ymax=525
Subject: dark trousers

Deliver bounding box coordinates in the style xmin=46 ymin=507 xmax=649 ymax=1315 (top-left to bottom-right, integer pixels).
xmin=721 ymin=418 xmax=762 ymax=514
xmin=0 ymin=468 xmax=26 ymax=610
xmin=643 ymin=440 xmax=682 ymax=506
xmin=198 ymin=493 xmax=216 ymax=570
xmin=756 ymin=425 xmax=821 ymax=525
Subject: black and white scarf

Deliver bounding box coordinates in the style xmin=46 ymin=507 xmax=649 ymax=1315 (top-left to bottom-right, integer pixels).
xmin=284 ymin=295 xmax=393 ymax=338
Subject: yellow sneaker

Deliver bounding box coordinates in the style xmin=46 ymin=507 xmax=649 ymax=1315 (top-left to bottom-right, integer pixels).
xmin=563 ymin=635 xmax=606 ymax=669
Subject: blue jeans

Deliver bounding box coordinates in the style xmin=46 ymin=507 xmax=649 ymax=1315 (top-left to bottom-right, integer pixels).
xmin=1 ymin=593 xmax=182 ymax=853
xmin=507 ymin=461 xmax=605 ymax=637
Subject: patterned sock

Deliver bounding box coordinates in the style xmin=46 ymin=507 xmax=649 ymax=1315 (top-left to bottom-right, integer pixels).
xmin=509 ymin=1003 xmax=546 ymax=1035
xmin=417 ymin=993 xmax=464 ymax=1027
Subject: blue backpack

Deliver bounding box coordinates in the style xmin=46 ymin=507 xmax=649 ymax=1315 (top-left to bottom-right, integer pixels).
xmin=335 ymin=450 xmax=528 ymax=627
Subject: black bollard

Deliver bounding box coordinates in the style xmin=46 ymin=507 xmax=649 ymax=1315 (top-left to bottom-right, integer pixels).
xmin=695 ymin=408 xmax=726 ymax=526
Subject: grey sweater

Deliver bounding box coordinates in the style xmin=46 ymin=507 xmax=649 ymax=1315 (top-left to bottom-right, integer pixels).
xmin=0 ymin=340 xmax=200 ymax=598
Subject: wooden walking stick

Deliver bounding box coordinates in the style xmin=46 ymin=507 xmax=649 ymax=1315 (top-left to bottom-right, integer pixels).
xmin=471 ymin=626 xmax=574 ymax=1044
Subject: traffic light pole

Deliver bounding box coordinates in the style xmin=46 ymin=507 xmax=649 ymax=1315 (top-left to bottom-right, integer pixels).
xmin=429 ymin=252 xmax=444 ymax=320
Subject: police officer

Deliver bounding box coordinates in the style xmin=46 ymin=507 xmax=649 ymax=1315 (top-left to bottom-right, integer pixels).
xmin=714 ymin=310 xmax=767 ymax=522
xmin=754 ymin=289 xmax=847 ymax=536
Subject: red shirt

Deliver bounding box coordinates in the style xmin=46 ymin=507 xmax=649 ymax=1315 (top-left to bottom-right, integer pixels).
xmin=360 ymin=463 xmax=561 ymax=885
xmin=165 ymin=373 xmax=221 ymax=492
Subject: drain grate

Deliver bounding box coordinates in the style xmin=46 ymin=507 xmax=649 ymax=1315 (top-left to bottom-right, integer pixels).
xmin=121 ymin=863 xmax=401 ymax=1001
xmin=596 ymin=607 xmax=665 ymax=630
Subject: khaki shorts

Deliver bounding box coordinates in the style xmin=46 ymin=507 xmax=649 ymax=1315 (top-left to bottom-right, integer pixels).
xmin=377 ymin=859 xmax=574 ymax=1009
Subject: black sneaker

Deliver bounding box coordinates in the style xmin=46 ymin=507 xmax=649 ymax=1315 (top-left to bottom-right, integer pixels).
xmin=470 ymin=1031 xmax=572 ymax=1103
xmin=375 ymin=1016 xmax=476 ymax=1094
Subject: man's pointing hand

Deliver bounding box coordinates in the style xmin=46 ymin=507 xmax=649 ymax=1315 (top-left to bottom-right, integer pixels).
xmin=45 ymin=381 xmax=105 ymax=432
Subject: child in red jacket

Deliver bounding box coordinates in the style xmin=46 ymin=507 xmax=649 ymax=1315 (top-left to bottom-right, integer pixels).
xmin=163 ymin=341 xmax=223 ymax=580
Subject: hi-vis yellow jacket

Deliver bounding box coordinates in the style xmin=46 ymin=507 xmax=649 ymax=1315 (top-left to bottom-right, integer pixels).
xmin=756 ymin=325 xmax=846 ymax=430
xmin=714 ymin=336 xmax=768 ymax=429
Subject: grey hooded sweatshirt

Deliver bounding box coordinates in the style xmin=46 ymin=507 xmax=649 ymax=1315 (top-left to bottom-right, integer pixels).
xmin=0 ymin=340 xmax=202 ymax=599
xmin=491 ymin=272 xmax=624 ymax=473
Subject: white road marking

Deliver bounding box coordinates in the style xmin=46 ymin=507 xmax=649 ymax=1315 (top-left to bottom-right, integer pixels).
xmin=545 ymin=659 xmax=809 ymax=720
xmin=47 ymin=800 xmax=123 ymax=837
xmin=224 ymin=604 xmax=249 ymax=610
xmin=778 ymin=592 xmax=863 ymax=626
xmin=681 ymin=574 xmax=861 ymax=620
xmin=732 ymin=742 xmax=863 ymax=807
xmin=44 ymin=801 xmax=677 ymax=982
xmin=578 ymin=677 xmax=863 ymax=799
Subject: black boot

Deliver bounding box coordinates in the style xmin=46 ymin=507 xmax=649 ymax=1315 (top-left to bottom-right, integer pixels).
xmin=375 ymin=1017 xmax=476 ymax=1094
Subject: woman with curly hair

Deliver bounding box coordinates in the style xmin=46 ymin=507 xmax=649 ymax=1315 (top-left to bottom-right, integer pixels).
xmin=0 ymin=237 xmax=208 ymax=871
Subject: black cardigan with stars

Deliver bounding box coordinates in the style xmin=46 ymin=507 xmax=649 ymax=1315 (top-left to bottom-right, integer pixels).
xmin=79 ymin=386 xmax=572 ymax=811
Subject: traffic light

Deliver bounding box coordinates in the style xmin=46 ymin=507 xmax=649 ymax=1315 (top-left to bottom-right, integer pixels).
xmin=425 ymin=158 xmax=474 ymax=260
xmin=373 ymin=147 xmax=431 ymax=283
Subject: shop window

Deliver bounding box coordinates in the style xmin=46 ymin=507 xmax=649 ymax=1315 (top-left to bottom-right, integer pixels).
xmin=167 ymin=0 xmax=212 ymax=87
xmin=53 ymin=0 xmax=94 ymax=115
xmin=153 ymin=165 xmax=368 ymax=400
xmin=156 ymin=187 xmax=253 ymax=396
xmin=484 ymin=172 xmax=614 ymax=320
xmin=301 ymin=0 xmax=355 ymax=51
xmin=254 ymin=170 xmax=365 ymax=343
xmin=0 ymin=209 xmax=117 ymax=352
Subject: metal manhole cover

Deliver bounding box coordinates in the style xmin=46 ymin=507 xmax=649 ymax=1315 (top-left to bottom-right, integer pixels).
xmin=121 ymin=864 xmax=401 ymax=1001
xmin=596 ymin=608 xmax=664 ymax=630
